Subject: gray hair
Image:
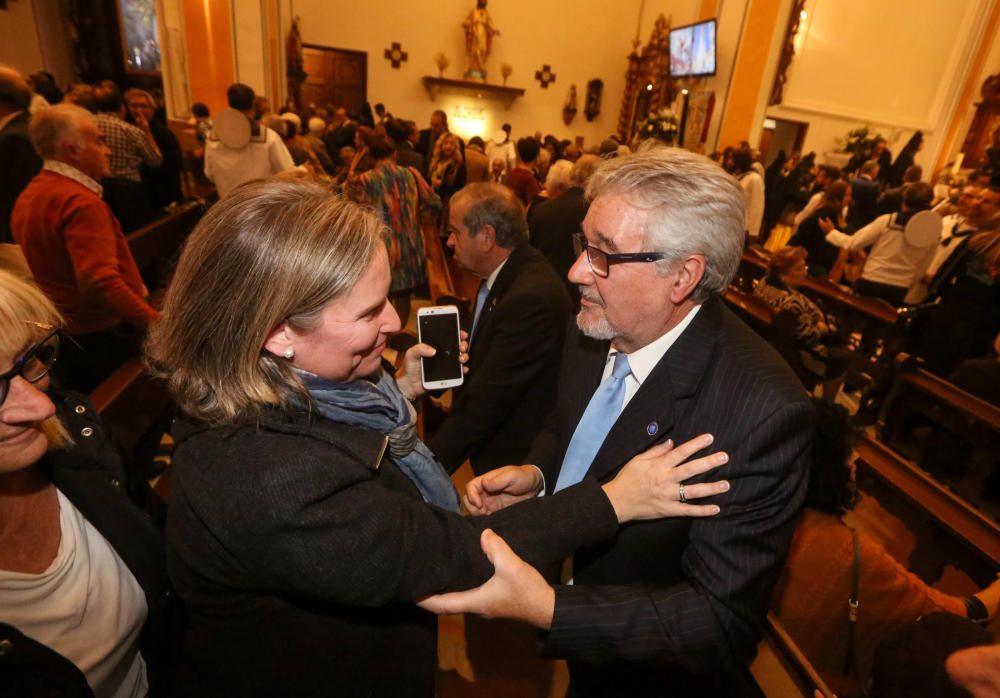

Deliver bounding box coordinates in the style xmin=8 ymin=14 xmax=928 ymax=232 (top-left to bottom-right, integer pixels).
xmin=453 ymin=182 xmax=527 ymax=250
xmin=586 ymin=144 xmax=745 ymax=302
xmin=570 ymin=154 xmax=600 ymax=187
xmin=544 ymin=159 xmax=574 ymax=194
xmin=28 ymin=103 xmax=92 ymax=159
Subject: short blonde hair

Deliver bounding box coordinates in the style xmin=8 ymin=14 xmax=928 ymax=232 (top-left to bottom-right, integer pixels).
xmin=0 ymin=270 xmax=71 ymax=449
xmin=145 ymin=177 xmax=385 ymax=426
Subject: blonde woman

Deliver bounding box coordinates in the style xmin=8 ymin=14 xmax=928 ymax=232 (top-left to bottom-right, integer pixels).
xmin=0 ymin=270 xmax=171 ymax=697
xmin=146 ymin=176 xmax=728 ymax=698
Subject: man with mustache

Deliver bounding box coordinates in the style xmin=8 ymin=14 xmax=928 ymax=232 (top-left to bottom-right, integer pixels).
xmin=422 ymin=147 xmax=814 ymax=697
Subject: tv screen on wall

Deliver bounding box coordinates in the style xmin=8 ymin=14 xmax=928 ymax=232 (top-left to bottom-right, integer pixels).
xmin=669 ymin=19 xmax=717 ymax=78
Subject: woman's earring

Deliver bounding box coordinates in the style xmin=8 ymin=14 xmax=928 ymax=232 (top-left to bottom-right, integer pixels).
xmin=283 ymin=347 xmax=294 ymax=359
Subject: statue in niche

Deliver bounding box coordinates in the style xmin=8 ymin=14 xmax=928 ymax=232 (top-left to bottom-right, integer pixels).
xmin=463 ymin=0 xmax=499 ymax=82
xmin=563 ymin=85 xmax=578 ymax=126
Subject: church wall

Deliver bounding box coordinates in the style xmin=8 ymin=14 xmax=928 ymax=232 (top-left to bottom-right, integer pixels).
xmin=285 ymin=0 xmax=643 ymax=146
xmin=0 ymin=0 xmax=75 ymax=87
xmin=765 ymin=0 xmax=996 ymax=178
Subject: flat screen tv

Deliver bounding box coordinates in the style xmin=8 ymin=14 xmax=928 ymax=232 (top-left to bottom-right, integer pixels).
xmin=669 ymin=19 xmax=717 ymax=78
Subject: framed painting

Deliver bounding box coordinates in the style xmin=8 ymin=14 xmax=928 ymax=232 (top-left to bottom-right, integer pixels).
xmin=118 ymin=0 xmax=161 ymax=75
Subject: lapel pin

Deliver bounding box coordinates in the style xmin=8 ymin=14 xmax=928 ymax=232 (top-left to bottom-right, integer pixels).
xmin=646 ymin=422 xmax=658 ymax=436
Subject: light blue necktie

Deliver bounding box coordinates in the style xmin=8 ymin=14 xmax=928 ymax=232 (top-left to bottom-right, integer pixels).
xmin=469 ymin=281 xmax=490 ymax=343
xmin=554 ymin=352 xmax=631 ymax=492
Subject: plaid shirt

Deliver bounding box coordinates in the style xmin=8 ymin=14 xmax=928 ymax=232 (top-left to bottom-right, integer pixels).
xmin=95 ymin=113 xmax=161 ymax=182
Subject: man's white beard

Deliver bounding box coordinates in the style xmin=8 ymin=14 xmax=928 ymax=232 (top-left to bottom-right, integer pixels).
xmin=576 ymin=307 xmax=616 ymax=341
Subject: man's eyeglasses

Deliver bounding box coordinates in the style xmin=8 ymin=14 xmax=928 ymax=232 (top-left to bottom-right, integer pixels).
xmin=0 ymin=329 xmax=59 ymax=406
xmin=572 ymin=233 xmax=666 ymax=278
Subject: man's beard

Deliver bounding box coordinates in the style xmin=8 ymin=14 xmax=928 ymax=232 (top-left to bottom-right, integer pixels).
xmin=576 ymin=289 xmax=616 ymax=340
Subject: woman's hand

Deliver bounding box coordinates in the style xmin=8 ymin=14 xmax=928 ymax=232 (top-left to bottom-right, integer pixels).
xmin=601 ymin=434 xmax=729 ymax=524
xmin=818 ymin=217 xmax=836 ymax=234
xmin=396 ymin=332 xmax=469 ymax=401
xmin=464 ymin=465 xmax=544 ymax=515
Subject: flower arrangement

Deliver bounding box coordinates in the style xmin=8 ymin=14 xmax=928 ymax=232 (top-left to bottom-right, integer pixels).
xmin=635 ymin=108 xmax=679 ymax=145
xmin=837 ymin=126 xmax=884 ymax=155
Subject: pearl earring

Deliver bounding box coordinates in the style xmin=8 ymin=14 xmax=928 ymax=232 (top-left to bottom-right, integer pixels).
xmin=283 ymin=347 xmax=294 ymax=359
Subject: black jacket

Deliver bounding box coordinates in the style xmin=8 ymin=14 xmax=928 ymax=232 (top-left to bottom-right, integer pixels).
xmin=0 ymin=110 xmax=42 ymax=244
xmin=166 ymin=405 xmax=617 ymax=697
xmin=528 ymin=186 xmax=587 ymax=303
xmin=429 ymin=243 xmax=572 ymax=474
xmin=530 ymin=298 xmax=813 ymax=697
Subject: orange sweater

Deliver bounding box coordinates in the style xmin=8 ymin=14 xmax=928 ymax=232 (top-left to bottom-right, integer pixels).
xmin=772 ymin=510 xmax=966 ymax=697
xmin=12 ymin=170 xmax=158 ymax=334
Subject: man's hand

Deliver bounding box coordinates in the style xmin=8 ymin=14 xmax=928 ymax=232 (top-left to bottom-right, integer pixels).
xmin=464 ymin=465 xmax=544 ymax=515
xmin=601 ymin=434 xmax=729 ymax=523
xmin=417 ymin=529 xmax=555 ymax=629
xmin=396 ymin=332 xmax=469 ymax=401
xmin=818 ymin=217 xmax=836 ymax=234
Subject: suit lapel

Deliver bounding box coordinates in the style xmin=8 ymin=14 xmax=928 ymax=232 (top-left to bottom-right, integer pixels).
xmin=584 ymin=298 xmax=723 ymax=483
xmin=469 ymin=244 xmax=528 ymax=348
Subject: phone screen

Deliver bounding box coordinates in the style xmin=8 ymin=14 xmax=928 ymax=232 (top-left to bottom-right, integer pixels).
xmin=419 ymin=312 xmax=463 ymax=383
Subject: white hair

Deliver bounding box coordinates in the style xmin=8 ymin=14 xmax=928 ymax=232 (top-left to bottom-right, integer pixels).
xmin=586 ymin=144 xmax=745 ymax=302
xmin=544 ymin=159 xmax=573 ymax=194
xmin=28 ymin=103 xmax=92 ymax=159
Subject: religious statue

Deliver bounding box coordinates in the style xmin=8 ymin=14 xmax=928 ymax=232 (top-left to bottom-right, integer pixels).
xmin=462 ymin=0 xmax=499 ymax=82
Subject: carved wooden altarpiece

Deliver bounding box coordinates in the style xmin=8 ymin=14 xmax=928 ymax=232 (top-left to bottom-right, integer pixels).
xmin=617 ymin=14 xmax=678 ymax=142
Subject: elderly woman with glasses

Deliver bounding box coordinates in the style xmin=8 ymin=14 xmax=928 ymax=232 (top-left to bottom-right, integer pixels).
xmin=146 ymin=177 xmax=729 ymax=698
xmin=0 ymin=270 xmax=172 ymax=697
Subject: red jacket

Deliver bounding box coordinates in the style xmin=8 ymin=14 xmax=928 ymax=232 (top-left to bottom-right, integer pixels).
xmin=12 ymin=170 xmax=158 ymax=334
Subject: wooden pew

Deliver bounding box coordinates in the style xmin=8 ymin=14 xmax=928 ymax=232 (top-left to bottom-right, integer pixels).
xmin=127 ymin=199 xmax=207 ymax=292
xmin=879 ymin=353 xmax=1000 ymax=510
xmin=757 ymin=614 xmax=837 ymax=698
xmin=854 ymin=435 xmax=1000 ymax=567
xmin=722 ymin=286 xmax=819 ymax=391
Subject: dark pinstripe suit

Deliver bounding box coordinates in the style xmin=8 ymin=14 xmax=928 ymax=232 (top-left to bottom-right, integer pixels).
xmin=529 ymin=296 xmax=814 ymax=697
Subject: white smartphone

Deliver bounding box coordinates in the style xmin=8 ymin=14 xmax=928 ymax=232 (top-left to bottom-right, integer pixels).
xmin=417 ymin=305 xmax=464 ymax=390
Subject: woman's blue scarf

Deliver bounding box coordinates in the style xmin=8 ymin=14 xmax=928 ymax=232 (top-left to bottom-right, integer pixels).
xmin=298 ymin=368 xmax=460 ymax=512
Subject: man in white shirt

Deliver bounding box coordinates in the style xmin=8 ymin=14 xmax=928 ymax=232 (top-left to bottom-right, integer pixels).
xmin=203 ymin=83 xmax=294 ymax=198
xmin=820 ymin=181 xmax=937 ymax=306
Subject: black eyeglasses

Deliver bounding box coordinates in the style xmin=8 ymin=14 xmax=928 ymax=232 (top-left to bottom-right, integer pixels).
xmin=572 ymin=233 xmax=666 ymax=278
xmin=0 ymin=329 xmax=59 ymax=406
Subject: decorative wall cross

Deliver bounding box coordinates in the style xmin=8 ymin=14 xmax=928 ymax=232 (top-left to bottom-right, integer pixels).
xmin=384 ymin=42 xmax=408 ymax=69
xmin=534 ymin=64 xmax=556 ymax=88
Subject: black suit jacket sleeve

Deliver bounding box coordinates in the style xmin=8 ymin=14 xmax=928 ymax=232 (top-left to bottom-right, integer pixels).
xmin=0 ymin=127 xmax=42 ymax=243
xmin=430 ymin=282 xmax=568 ymax=473
xmin=542 ymin=400 xmax=812 ymax=672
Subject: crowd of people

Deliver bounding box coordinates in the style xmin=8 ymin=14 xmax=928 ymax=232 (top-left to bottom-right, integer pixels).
xmin=1 ymin=61 xmax=1000 ymax=698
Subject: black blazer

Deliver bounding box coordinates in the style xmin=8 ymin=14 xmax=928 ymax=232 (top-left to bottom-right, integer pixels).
xmin=0 ymin=110 xmax=42 ymax=243
xmin=527 ymin=186 xmax=587 ymax=303
xmin=430 ymin=243 xmax=572 ymax=474
xmin=167 ymin=404 xmax=617 ymax=697
xmin=528 ymin=297 xmax=814 ymax=697
xmin=849 ymin=175 xmax=880 ymax=230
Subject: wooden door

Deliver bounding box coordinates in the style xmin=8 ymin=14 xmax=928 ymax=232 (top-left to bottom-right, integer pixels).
xmin=300 ymin=45 xmax=367 ymax=114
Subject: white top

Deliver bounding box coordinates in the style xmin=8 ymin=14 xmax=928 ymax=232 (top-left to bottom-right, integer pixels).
xmin=825 ymin=213 xmax=937 ymax=289
xmin=204 ymin=126 xmax=295 ymax=198
xmin=739 ymin=171 xmax=765 ymax=239
xmin=0 ymin=490 xmax=148 ymax=698
xmin=793 ymin=191 xmax=824 ymax=228
xmin=604 ymin=303 xmax=702 ymax=414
